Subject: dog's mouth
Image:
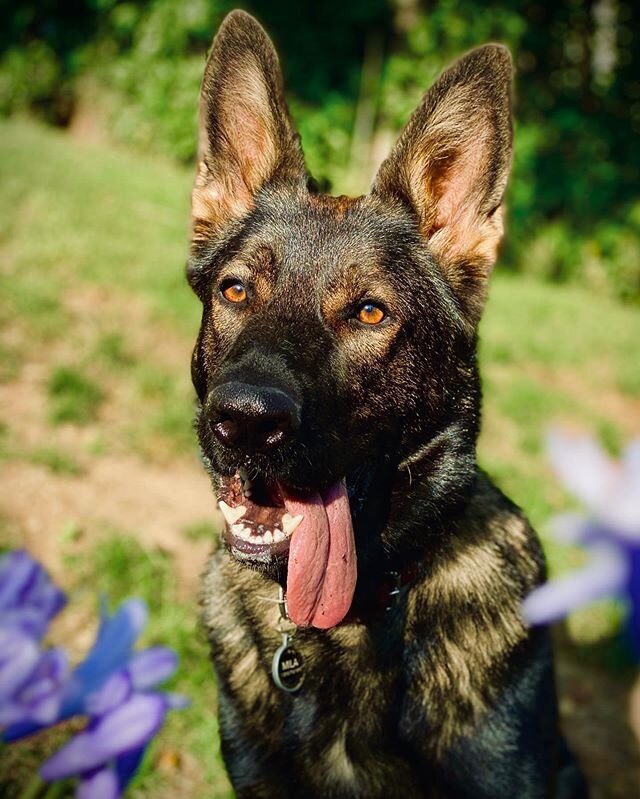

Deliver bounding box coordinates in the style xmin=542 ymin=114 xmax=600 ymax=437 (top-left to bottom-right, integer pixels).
xmin=218 ymin=472 xmax=357 ymax=629
xmin=218 ymin=473 xmax=296 ymax=555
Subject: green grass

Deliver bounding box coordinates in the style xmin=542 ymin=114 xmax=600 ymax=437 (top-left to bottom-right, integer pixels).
xmin=0 ymin=117 xmax=639 ymax=796
xmin=94 ymin=332 xmax=137 ymax=370
xmin=0 ymin=118 xmax=197 ymax=337
xmin=478 ymin=274 xmax=640 ymax=538
xmin=29 ymin=446 xmax=84 ymax=476
xmin=47 ymin=366 xmax=105 ymax=424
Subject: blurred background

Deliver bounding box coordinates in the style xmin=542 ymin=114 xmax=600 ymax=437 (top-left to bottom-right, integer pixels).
xmin=0 ymin=0 xmax=638 ymax=797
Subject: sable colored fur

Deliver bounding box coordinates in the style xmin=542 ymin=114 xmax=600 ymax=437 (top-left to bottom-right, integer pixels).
xmin=187 ymin=10 xmax=588 ymax=798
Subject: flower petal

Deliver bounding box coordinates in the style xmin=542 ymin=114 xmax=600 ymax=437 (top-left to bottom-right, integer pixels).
xmin=0 ymin=551 xmax=65 ymax=636
xmin=163 ymin=692 xmax=190 ymax=710
xmin=41 ymin=693 xmax=166 ymax=780
xmin=61 ymin=598 xmax=148 ymax=716
xmin=546 ymin=430 xmax=619 ymax=517
xmin=0 ymin=551 xmax=38 ymax=611
xmin=77 ymin=767 xmax=119 ymax=799
xmin=127 ymin=648 xmax=177 ymax=691
xmin=546 ymin=513 xmax=592 ymax=544
xmin=0 ymin=628 xmax=40 ymax=701
xmin=85 ymin=671 xmax=133 ymax=718
xmin=115 ymin=746 xmax=147 ymax=791
xmin=521 ymin=543 xmax=628 ymax=625
xmin=602 ymin=438 xmax=640 ymax=536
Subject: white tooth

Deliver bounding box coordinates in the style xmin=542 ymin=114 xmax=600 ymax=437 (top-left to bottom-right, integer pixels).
xmin=219 ymin=501 xmax=247 ymax=526
xmin=282 ymin=513 xmax=303 ymax=535
xmin=273 ymin=530 xmax=285 ymax=543
xmin=263 ymin=530 xmax=274 ymax=544
xmin=231 ymin=523 xmax=251 ymax=541
xmin=253 ymin=534 xmax=265 ymax=544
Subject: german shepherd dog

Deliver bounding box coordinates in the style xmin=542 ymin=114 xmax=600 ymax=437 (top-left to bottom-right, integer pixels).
xmin=187 ymin=10 xmax=587 ymax=799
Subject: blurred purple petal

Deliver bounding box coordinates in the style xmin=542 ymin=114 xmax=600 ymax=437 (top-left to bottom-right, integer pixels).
xmin=84 ymin=598 xmax=148 ymax=673
xmin=60 ymin=598 xmax=148 ymax=717
xmin=547 ymin=513 xmax=591 ymax=544
xmin=85 ymin=671 xmax=132 ymax=718
xmin=546 ymin=430 xmax=618 ymax=517
xmin=127 ymin=647 xmax=177 ymax=690
xmin=77 ymin=767 xmax=119 ymax=799
xmin=602 ymin=438 xmax=640 ymax=536
xmin=0 ymin=551 xmax=65 ymax=639
xmin=163 ymin=692 xmax=190 ymax=710
xmin=0 ymin=646 xmax=68 ymax=728
xmin=522 ymin=543 xmax=628 ymax=625
xmin=41 ymin=693 xmax=166 ymax=780
xmin=115 ymin=745 xmax=147 ymax=790
xmin=0 ymin=551 xmax=38 ymax=611
xmin=0 ymin=628 xmax=40 ymax=701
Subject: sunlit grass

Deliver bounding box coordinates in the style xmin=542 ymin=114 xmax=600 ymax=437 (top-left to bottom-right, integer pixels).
xmin=47 ymin=366 xmax=105 ymax=424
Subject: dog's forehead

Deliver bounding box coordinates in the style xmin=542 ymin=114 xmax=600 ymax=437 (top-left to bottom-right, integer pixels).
xmin=249 ymin=190 xmax=397 ymax=276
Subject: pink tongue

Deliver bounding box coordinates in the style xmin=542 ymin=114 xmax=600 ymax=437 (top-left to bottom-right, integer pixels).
xmin=283 ymin=480 xmax=357 ymax=629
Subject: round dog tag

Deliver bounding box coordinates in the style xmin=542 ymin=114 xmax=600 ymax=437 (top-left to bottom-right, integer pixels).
xmin=272 ymin=642 xmax=305 ymax=693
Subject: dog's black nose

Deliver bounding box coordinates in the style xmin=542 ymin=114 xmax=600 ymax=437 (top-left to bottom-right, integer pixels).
xmin=207 ymin=382 xmax=300 ymax=451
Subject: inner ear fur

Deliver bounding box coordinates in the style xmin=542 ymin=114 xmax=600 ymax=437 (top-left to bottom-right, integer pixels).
xmin=192 ymin=10 xmax=306 ymax=244
xmin=372 ymin=44 xmax=513 ymax=322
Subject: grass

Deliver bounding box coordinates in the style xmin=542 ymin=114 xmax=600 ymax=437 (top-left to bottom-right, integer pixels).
xmin=29 ymin=446 xmax=84 ymax=476
xmin=47 ymin=366 xmax=105 ymax=424
xmin=0 ymin=117 xmax=639 ymax=796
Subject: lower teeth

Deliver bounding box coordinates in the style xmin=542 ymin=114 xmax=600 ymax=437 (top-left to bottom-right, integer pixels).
xmin=230 ymin=523 xmax=286 ymax=544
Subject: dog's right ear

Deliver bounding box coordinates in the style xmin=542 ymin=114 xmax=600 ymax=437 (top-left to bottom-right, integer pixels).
xmin=191 ymin=11 xmax=306 ymax=245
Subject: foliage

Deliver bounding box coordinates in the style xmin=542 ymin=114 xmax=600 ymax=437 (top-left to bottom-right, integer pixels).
xmin=0 ymin=1 xmax=638 ymax=300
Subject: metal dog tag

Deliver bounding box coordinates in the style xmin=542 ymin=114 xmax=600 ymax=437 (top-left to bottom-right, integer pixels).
xmin=272 ymin=635 xmax=305 ymax=693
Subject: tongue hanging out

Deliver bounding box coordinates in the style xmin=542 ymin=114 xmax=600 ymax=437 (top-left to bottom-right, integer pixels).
xmin=283 ymin=480 xmax=357 ymax=629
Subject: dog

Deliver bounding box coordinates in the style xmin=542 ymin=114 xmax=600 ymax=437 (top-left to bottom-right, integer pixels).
xmin=187 ymin=10 xmax=587 ymax=798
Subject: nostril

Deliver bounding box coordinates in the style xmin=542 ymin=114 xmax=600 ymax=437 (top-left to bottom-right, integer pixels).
xmin=207 ymin=382 xmax=300 ymax=451
xmin=209 ymin=415 xmax=241 ymax=447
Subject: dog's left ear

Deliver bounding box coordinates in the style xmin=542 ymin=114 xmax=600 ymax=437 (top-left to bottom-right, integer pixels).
xmin=191 ymin=10 xmax=306 ymax=245
xmin=371 ymin=44 xmax=513 ymax=322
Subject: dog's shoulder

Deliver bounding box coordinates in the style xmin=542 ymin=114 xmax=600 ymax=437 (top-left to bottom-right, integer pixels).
xmin=399 ymin=473 xmax=547 ymax=753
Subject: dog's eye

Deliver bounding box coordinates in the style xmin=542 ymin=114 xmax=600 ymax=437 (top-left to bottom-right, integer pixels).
xmin=220 ymin=279 xmax=247 ymax=304
xmin=356 ymin=302 xmax=386 ymax=326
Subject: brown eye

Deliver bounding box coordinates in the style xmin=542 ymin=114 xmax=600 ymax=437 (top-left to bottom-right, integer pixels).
xmin=356 ymin=302 xmax=386 ymax=325
xmin=221 ymin=280 xmax=247 ymax=304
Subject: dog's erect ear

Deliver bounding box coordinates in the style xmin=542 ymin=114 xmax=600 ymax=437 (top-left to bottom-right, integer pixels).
xmin=371 ymin=45 xmax=513 ymax=321
xmin=191 ymin=11 xmax=306 ymax=243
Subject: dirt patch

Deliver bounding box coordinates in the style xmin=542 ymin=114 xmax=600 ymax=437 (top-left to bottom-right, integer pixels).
xmin=0 ymin=456 xmax=218 ymax=597
xmin=0 ymin=280 xmax=219 ymax=597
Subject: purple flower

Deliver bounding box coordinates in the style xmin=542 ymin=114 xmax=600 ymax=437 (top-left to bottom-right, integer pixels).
xmin=4 ymin=597 xmax=149 ymax=741
xmin=522 ymin=430 xmax=640 ymax=651
xmin=0 ymin=641 xmax=68 ymax=727
xmin=41 ymin=649 xmax=187 ymax=797
xmin=0 ymin=552 xmax=69 ymax=732
xmin=0 ymin=551 xmax=189 ymax=796
xmin=0 ymin=550 xmax=66 ymax=639
xmin=41 ymin=694 xmax=167 ymax=790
